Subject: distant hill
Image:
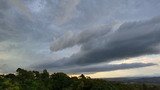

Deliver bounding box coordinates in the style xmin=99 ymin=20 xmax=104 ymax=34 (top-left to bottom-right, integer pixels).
xmin=104 ymin=77 xmax=160 ymax=84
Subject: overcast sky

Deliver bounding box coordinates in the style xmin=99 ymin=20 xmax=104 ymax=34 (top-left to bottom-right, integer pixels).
xmin=0 ymin=0 xmax=160 ymax=78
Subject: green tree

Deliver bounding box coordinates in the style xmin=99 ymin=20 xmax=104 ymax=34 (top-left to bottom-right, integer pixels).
xmin=50 ymin=72 xmax=72 ymax=90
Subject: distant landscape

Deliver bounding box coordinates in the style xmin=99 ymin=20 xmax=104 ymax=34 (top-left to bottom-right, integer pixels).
xmin=0 ymin=68 xmax=160 ymax=90
xmin=105 ymin=77 xmax=160 ymax=85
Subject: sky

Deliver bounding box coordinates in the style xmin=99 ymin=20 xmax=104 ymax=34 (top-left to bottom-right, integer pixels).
xmin=0 ymin=0 xmax=160 ymax=78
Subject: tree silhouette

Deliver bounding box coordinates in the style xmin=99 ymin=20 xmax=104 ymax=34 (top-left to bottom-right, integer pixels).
xmin=0 ymin=68 xmax=159 ymax=90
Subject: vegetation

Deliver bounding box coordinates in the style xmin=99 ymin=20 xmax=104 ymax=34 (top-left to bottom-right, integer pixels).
xmin=0 ymin=68 xmax=160 ymax=90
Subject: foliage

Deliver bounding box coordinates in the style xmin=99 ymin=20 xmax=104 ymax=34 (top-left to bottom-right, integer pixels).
xmin=0 ymin=68 xmax=160 ymax=90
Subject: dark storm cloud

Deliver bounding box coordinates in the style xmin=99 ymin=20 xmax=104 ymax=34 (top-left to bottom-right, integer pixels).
xmin=66 ymin=63 xmax=156 ymax=73
xmin=67 ymin=16 xmax=160 ymax=65
xmin=40 ymin=16 xmax=160 ymax=69
xmin=34 ymin=62 xmax=156 ymax=73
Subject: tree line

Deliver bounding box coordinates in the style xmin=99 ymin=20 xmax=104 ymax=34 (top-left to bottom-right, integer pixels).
xmin=0 ymin=68 xmax=160 ymax=90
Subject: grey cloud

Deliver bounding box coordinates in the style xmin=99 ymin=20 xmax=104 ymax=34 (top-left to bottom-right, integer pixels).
xmin=50 ymin=0 xmax=160 ymax=51
xmin=66 ymin=63 xmax=156 ymax=73
xmin=63 ymin=0 xmax=160 ymax=30
xmin=35 ymin=62 xmax=156 ymax=74
xmin=0 ymin=64 xmax=12 ymax=73
xmin=69 ymin=16 xmax=160 ymax=65
xmin=0 ymin=0 xmax=82 ymax=43
xmin=0 ymin=0 xmax=10 ymax=10
xmin=50 ymin=25 xmax=112 ymax=51
xmin=40 ymin=16 xmax=160 ymax=69
xmin=0 ymin=1 xmax=55 ymax=42
xmin=1 ymin=0 xmax=160 ymax=74
xmin=0 ymin=1 xmax=32 ymax=42
xmin=53 ymin=0 xmax=80 ymax=25
xmin=23 ymin=0 xmax=80 ymax=26
xmin=0 ymin=0 xmax=58 ymax=72
xmin=8 ymin=0 xmax=33 ymax=20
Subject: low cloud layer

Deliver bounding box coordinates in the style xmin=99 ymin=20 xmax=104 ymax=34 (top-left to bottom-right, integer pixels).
xmin=34 ymin=62 xmax=156 ymax=73
xmin=67 ymin=63 xmax=156 ymax=73
xmin=43 ymin=16 xmax=160 ymax=69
